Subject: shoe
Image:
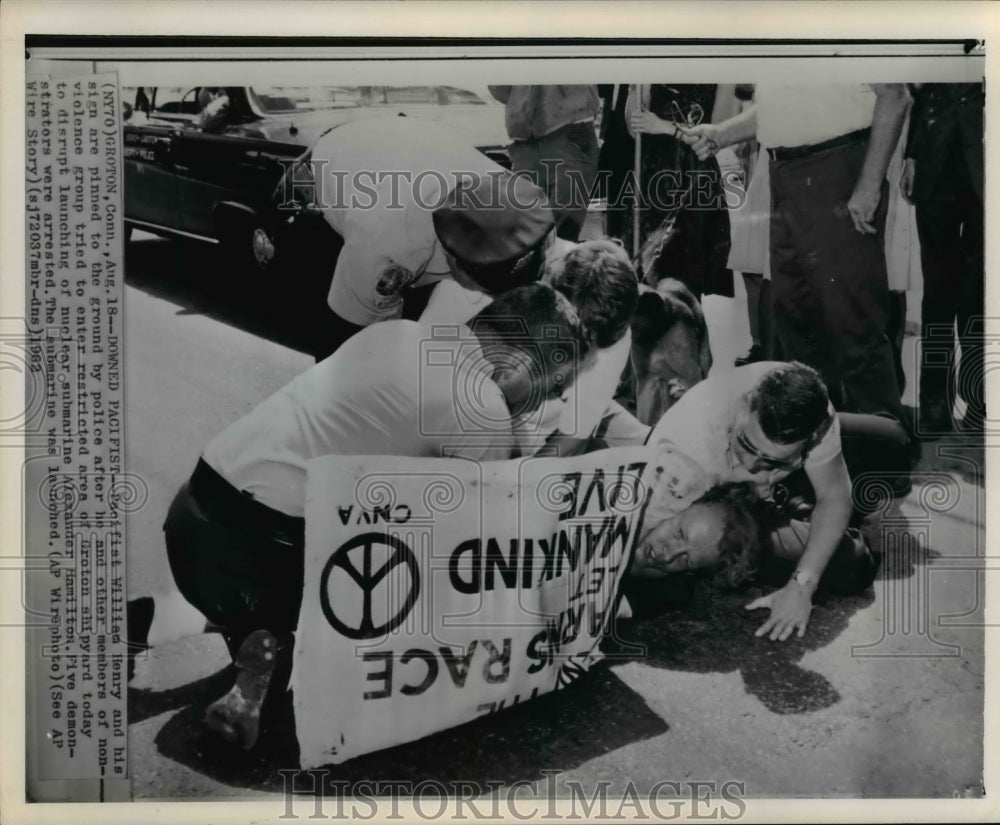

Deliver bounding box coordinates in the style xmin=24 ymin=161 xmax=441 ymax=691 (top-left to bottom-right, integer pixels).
xmin=917 ymin=401 xmax=954 ymax=440
xmin=734 ymin=344 xmax=763 ymax=368
xmin=126 ymin=597 xmax=155 ymax=682
xmin=205 ymin=629 xmax=291 ymax=750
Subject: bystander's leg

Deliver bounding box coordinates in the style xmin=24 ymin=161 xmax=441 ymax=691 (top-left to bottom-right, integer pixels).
xmin=915 ymin=148 xmax=984 ymax=433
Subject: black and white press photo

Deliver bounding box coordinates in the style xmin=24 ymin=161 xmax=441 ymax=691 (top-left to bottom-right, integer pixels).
xmin=4 ymin=8 xmax=995 ymax=822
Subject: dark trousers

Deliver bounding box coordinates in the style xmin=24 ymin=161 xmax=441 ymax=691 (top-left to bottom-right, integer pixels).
xmin=164 ymin=460 xmax=305 ymax=642
xmin=775 ymin=412 xmax=911 ymax=519
xmin=759 ymin=412 xmax=910 ymax=594
xmin=915 ymin=144 xmax=985 ymax=422
xmin=508 ymin=120 xmax=599 ymax=242
xmin=770 ymin=140 xmax=904 ymax=422
xmin=886 ymin=290 xmax=908 ymax=396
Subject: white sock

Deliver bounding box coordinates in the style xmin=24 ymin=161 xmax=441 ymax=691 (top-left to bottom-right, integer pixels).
xmin=146 ymin=589 xmax=211 ymax=647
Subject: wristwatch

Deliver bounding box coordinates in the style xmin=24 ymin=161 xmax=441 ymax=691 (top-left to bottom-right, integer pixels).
xmin=791 ymin=569 xmax=819 ymax=591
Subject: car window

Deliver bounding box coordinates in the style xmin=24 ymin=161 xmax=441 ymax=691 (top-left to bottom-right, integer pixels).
xmin=150 ymin=87 xmax=200 ymax=123
xmin=247 ymin=85 xmax=490 ymax=115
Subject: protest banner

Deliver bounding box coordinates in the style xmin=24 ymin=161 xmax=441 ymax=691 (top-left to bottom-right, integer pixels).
xmin=294 ymin=448 xmax=653 ymax=768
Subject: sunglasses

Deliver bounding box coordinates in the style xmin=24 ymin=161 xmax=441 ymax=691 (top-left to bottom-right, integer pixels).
xmin=734 ymin=429 xmax=803 ymax=472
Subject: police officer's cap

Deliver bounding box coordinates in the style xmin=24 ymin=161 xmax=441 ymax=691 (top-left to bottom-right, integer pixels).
xmin=432 ymin=171 xmax=554 ymax=293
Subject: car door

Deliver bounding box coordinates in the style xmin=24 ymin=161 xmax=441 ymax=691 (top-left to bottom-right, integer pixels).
xmin=172 ymin=128 xmax=298 ymax=239
xmin=169 ymin=87 xmax=303 ymax=239
xmin=122 ymin=86 xmax=182 ymax=233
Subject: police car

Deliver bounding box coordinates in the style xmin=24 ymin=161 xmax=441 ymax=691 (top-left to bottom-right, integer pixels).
xmin=122 ymin=84 xmax=509 ymax=276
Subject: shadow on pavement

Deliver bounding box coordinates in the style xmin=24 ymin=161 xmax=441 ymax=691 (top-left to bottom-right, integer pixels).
xmin=130 ymin=664 xmax=236 ymax=725
xmin=606 ymin=585 xmax=873 ymax=715
xmin=918 ymin=440 xmax=986 ymax=488
xmin=125 ymin=235 xmax=330 ymax=355
xmin=607 ymin=511 xmax=931 ymax=715
xmin=141 ymin=514 xmax=939 ymax=789
xmin=152 ymin=662 xmax=668 ymax=792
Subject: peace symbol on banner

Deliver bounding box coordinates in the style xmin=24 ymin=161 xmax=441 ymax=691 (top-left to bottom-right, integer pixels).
xmin=319 ymin=532 xmax=421 ymax=640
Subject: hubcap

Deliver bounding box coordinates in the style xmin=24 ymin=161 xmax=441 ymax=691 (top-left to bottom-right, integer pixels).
xmin=251 ymin=228 xmax=275 ymax=267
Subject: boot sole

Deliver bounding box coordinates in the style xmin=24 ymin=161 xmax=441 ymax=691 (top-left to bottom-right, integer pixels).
xmin=204 ymin=629 xmax=280 ymax=750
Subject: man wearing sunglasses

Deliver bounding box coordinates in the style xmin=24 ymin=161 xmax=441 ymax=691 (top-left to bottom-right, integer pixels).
xmin=639 ymin=360 xmax=910 ymax=642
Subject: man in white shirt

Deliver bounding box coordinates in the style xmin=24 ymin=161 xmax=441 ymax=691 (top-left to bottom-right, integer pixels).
xmin=682 ymin=84 xmax=910 ymax=427
xmin=422 ymin=238 xmax=650 ymax=456
xmin=639 ymin=360 xmax=904 ymax=642
xmin=280 ymin=117 xmax=557 ymax=360
xmin=129 ymin=284 xmax=590 ymax=746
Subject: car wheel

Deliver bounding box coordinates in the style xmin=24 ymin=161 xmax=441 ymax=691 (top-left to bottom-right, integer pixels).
xmin=220 ymin=215 xmax=277 ymax=276
xmin=248 ymin=225 xmax=277 ymax=271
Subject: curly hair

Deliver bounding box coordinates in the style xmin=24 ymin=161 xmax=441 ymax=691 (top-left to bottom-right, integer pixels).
xmin=547 ymin=239 xmax=639 ymax=349
xmin=748 ymin=361 xmax=833 ymax=447
xmin=695 ymin=482 xmax=761 ymax=590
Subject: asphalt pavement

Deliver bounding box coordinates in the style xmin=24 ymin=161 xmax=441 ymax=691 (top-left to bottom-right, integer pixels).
xmin=124 ymin=229 xmax=986 ymax=801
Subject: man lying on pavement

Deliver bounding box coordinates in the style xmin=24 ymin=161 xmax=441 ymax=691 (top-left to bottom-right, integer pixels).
xmin=636 ymin=360 xmax=911 ymax=641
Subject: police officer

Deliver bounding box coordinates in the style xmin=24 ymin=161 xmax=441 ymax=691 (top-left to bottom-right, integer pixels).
xmin=280 ymin=117 xmax=558 ymax=360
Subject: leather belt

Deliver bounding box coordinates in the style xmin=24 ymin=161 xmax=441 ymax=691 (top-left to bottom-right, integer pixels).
xmin=768 ymin=128 xmax=870 ymax=163
xmin=189 ymin=458 xmax=305 ymax=547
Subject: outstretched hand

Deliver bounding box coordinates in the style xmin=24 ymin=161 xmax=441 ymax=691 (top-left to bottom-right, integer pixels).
xmin=678 ymin=123 xmax=721 ymax=160
xmin=745 ymin=582 xmax=813 ymax=641
xmin=629 ymin=110 xmax=676 ymax=137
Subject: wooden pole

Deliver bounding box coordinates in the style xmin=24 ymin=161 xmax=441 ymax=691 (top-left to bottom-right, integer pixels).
xmin=631 ymin=85 xmax=643 ymax=269
xmin=633 ymin=130 xmax=641 ymax=263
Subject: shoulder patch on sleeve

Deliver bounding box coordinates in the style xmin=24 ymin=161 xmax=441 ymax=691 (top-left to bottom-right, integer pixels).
xmin=375 ymin=263 xmax=415 ymax=297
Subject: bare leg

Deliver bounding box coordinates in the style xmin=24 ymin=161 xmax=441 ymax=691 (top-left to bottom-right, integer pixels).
xmin=736 ymin=272 xmax=764 ymax=366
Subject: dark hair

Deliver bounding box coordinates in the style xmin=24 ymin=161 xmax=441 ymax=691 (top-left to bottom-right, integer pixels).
xmin=695 ymin=483 xmax=760 ymax=589
xmin=548 ymin=239 xmax=639 ymax=349
xmin=748 ymin=362 xmax=833 ymax=447
xmin=470 ymin=283 xmax=591 ymax=399
xmin=630 ymin=278 xmax=707 ymax=353
xmin=734 ymin=84 xmax=755 ymax=102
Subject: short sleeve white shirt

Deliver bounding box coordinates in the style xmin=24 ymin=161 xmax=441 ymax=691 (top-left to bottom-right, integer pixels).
xmin=645 ymin=361 xmax=842 ymax=497
xmin=755 ymin=84 xmax=876 ymax=149
xmin=202 ymin=321 xmax=515 ymax=516
xmin=315 ymin=118 xmax=505 ymax=326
